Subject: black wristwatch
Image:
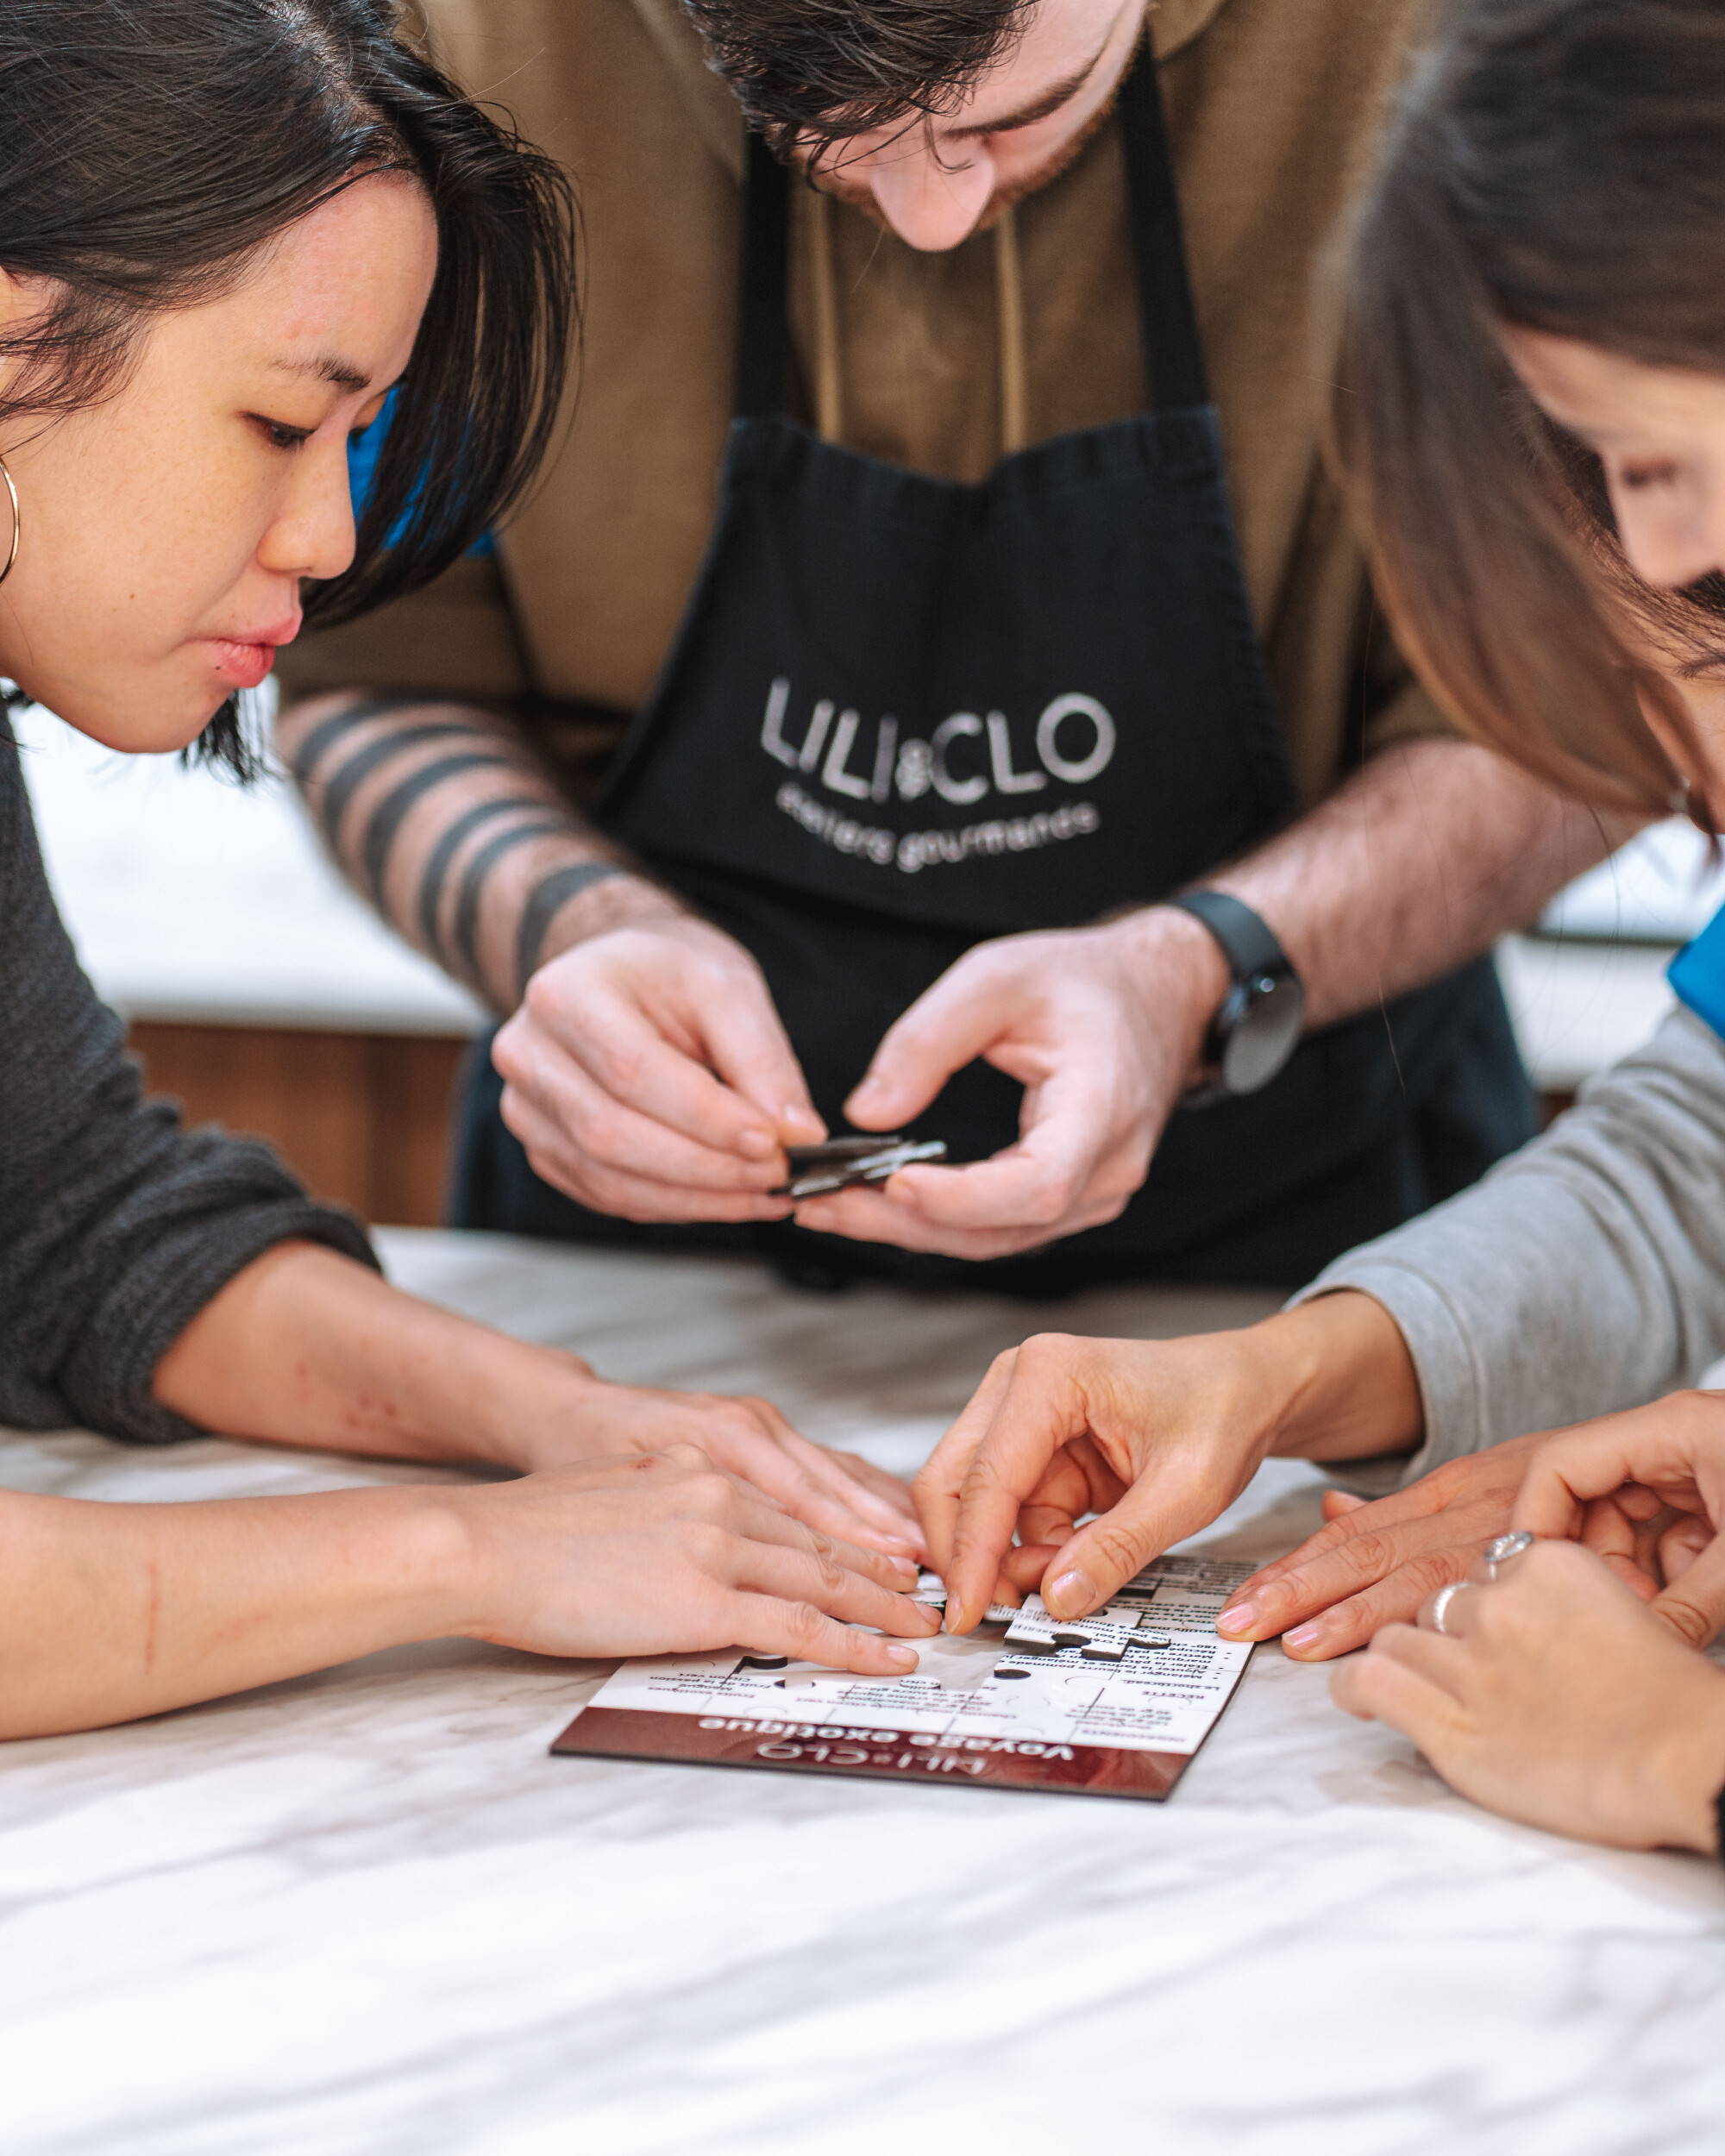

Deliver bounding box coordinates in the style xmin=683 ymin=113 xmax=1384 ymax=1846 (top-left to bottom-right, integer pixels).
xmin=1166 ymin=890 xmax=1306 ymax=1105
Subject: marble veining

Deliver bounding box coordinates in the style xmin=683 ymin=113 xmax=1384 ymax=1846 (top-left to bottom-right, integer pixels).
xmin=2 ymin=1231 xmax=1721 ymax=2155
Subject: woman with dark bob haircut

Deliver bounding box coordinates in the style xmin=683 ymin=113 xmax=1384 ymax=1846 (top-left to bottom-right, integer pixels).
xmin=913 ymin=0 xmax=1725 ymax=1856
xmin=0 ymin=0 xmax=932 ymax=1739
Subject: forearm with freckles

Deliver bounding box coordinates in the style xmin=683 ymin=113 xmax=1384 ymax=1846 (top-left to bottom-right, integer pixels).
xmin=1197 ymin=739 xmax=1632 ymax=1028
xmin=153 ymin=1240 xmax=593 ymax=1471
xmin=275 ymin=691 xmax=688 ymax=1013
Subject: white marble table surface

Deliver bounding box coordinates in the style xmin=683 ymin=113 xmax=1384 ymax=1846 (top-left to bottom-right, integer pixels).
xmin=3 ymin=1231 xmax=1722 ymax=2156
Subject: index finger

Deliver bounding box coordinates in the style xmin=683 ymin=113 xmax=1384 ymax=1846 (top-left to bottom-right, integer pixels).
xmin=912 ymin=1350 xmax=1019 ymax=1578
xmin=1513 ymin=1401 xmax=1725 ymax=1539
xmin=691 ymin=976 xmax=825 ymax=1146
xmin=940 ymin=1347 xmax=1101 ymax=1633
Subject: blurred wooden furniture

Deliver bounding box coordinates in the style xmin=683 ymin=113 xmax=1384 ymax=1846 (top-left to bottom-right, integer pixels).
xmin=126 ymin=1023 xmax=470 ymax=1227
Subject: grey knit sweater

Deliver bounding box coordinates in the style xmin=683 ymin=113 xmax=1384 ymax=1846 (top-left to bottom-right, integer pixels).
xmin=2 ymin=718 xmax=376 ymax=1443
xmin=1299 ymin=998 xmax=1725 ymax=1494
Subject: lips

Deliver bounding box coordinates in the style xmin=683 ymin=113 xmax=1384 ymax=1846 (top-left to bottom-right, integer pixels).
xmin=205 ymin=638 xmax=280 ymax=691
xmin=202 ymin=615 xmax=301 ymax=692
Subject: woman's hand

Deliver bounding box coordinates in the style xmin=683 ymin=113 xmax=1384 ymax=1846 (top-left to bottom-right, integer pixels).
xmin=513 ymin=1375 xmax=925 ymax=1560
xmin=454 ymin=1445 xmax=938 ymax=1672
xmin=1217 ymin=1434 xmax=1549 ymax=1658
xmin=1331 ymin=1538 xmax=1725 ymax=1852
xmin=917 ymin=1291 xmax=1421 ymax=1634
xmin=915 ymin=1332 xmax=1270 ymax=1632
xmin=1510 ymin=1389 xmax=1725 ymax=1645
xmin=0 ymin=1445 xmax=939 ymax=1739
xmin=154 ymin=1242 xmax=922 ymax=1560
xmin=1231 ymin=1388 xmax=1725 ymax=1662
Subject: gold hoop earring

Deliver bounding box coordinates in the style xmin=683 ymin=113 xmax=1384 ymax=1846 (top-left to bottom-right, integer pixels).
xmin=0 ymin=454 xmax=17 ymax=587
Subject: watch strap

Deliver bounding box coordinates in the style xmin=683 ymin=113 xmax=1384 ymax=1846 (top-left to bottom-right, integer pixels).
xmin=1166 ymin=890 xmax=1292 ymax=985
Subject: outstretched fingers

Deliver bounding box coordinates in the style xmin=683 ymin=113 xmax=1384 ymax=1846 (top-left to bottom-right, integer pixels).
xmin=721 ymin=1539 xmax=940 ymax=1676
xmin=712 ymin=1403 xmax=923 ymax=1555
xmin=1222 ymin=1532 xmax=1485 ymax=1659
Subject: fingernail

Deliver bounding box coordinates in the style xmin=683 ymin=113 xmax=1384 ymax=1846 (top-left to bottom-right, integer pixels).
xmin=1045 ymin=1568 xmax=1095 ymax=1617
xmin=1216 ymin=1601 xmax=1256 ymax=1637
xmin=885 ymin=1645 xmax=918 ymax=1668
xmin=1283 ymin=1621 xmax=1322 ymax=1651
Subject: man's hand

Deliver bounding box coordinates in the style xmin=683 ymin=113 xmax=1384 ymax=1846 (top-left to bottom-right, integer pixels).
xmin=791 ymin=910 xmax=1229 ymax=1259
xmin=493 ymin=915 xmax=825 ymax=1223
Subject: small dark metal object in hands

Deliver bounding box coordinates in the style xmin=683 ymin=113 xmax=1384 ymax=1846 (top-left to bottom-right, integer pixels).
xmin=775 ymin=1134 xmax=948 ymax=1200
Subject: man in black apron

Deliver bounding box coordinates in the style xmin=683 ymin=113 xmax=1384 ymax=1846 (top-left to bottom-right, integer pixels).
xmin=278 ymin=0 xmax=1608 ymax=1293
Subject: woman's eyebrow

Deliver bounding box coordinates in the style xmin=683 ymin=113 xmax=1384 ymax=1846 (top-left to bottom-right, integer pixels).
xmin=948 ymin=41 xmax=1111 ymax=138
xmin=271 ymin=353 xmax=371 ymax=393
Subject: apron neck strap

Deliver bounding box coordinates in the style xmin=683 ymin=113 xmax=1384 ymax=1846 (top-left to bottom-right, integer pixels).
xmin=1119 ymin=52 xmax=1210 ymax=411
xmin=732 ymin=47 xmax=1210 ymax=423
xmin=736 ymin=132 xmax=791 ymax=419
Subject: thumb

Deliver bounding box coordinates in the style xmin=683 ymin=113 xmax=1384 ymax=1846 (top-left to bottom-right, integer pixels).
xmin=1321 ymin=1489 xmax=1368 ymax=1523
xmin=1037 ymin=1481 xmax=1203 ymax=1620
xmin=1650 ymin=1530 xmax=1725 ymax=1649
xmin=846 ymin=968 xmax=1009 ymax=1131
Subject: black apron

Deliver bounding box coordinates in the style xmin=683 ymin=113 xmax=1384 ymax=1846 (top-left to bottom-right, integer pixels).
xmin=452 ymin=60 xmax=1533 ymax=1290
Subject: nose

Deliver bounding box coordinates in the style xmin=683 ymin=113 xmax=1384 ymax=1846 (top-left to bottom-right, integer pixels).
xmin=1613 ymin=488 xmax=1725 ymax=594
xmin=866 ymin=139 xmax=998 ymax=251
xmin=260 ymin=435 xmax=358 ymax=586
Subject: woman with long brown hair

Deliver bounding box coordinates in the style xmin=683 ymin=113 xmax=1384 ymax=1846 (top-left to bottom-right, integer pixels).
xmin=916 ymin=0 xmax=1725 ymax=1851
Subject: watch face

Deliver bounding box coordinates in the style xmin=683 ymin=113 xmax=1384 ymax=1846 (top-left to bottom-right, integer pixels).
xmin=1220 ymin=974 xmax=1306 ymax=1094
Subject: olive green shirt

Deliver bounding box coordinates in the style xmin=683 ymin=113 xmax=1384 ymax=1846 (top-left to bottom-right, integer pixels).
xmin=279 ymin=0 xmax=1447 ymax=809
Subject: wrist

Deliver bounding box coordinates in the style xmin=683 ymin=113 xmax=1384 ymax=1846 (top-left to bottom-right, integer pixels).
xmin=1247 ymin=1292 xmax=1425 ymax=1463
xmin=397 ymin=1484 xmax=511 ymax=1642
xmin=536 ymin=868 xmax=689 ymax=968
xmin=1107 ymin=906 xmax=1233 ymax=1082
xmin=448 ymin=1339 xmax=612 ymax=1473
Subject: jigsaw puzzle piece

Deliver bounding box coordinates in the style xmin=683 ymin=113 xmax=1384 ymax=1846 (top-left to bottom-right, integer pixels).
xmin=1001 ymin=1593 xmax=1145 ymax=1660
xmin=912 ymin=1573 xmax=1021 ymax=1626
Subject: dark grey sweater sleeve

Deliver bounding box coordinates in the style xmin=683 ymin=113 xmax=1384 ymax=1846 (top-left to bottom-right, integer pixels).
xmin=1 ymin=723 xmax=379 ymax=1443
xmin=1293 ymin=1001 xmax=1725 ymax=1494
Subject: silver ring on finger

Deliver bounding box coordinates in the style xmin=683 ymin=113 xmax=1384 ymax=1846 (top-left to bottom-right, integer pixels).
xmin=1419 ymin=1581 xmax=1471 ymax=1636
xmin=1475 ymin=1528 xmax=1535 ymax=1583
